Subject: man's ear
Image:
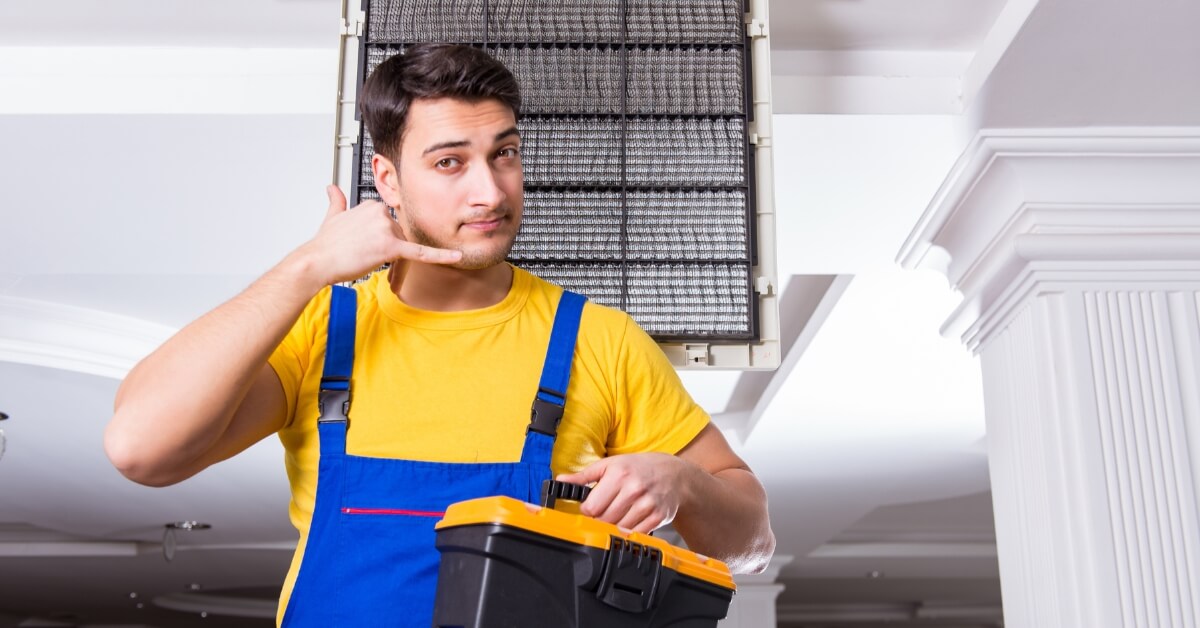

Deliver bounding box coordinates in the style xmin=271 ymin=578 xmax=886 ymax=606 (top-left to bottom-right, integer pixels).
xmin=372 ymin=153 xmax=402 ymax=207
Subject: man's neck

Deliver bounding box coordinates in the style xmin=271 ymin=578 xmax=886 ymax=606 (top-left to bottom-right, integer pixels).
xmin=388 ymin=261 xmax=514 ymax=312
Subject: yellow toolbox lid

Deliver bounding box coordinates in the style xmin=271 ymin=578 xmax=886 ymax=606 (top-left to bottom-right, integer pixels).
xmin=437 ymin=495 xmax=736 ymax=591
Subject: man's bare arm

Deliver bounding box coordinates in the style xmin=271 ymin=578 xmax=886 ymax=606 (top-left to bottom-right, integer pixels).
xmin=557 ymin=423 xmax=776 ymax=574
xmin=105 ymin=187 xmax=461 ymax=487
xmin=671 ymin=424 xmax=775 ymax=573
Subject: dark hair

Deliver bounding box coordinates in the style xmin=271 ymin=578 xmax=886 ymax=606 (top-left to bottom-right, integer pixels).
xmin=359 ymin=43 xmax=522 ymax=161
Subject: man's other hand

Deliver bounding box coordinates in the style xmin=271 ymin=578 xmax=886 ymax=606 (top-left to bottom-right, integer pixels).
xmin=556 ymin=453 xmax=696 ymax=534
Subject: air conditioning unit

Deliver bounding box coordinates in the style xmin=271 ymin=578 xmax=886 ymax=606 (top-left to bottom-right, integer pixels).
xmin=332 ymin=0 xmax=778 ymax=369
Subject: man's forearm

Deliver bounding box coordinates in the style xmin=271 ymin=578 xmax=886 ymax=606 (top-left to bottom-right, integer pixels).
xmin=106 ymin=252 xmax=324 ymax=485
xmin=106 ymin=187 xmax=464 ymax=487
xmin=673 ymin=466 xmax=776 ymax=574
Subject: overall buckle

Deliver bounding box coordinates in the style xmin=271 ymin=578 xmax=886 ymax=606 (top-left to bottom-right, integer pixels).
xmin=528 ymin=388 xmax=564 ymax=436
xmin=318 ymin=387 xmax=351 ymax=424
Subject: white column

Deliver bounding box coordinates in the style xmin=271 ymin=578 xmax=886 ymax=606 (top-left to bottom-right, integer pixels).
xmin=720 ymin=555 xmax=792 ymax=628
xmin=899 ymin=129 xmax=1200 ymax=628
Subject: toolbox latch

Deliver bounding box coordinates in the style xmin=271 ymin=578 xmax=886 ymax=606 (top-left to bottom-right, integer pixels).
xmin=596 ymin=537 xmax=663 ymax=613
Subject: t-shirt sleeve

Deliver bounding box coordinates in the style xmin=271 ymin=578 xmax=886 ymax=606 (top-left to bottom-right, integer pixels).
xmin=606 ymin=315 xmax=711 ymax=456
xmin=267 ymin=286 xmax=329 ymax=428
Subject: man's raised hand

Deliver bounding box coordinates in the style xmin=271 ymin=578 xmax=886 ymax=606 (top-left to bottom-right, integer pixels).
xmin=294 ymin=185 xmax=462 ymax=287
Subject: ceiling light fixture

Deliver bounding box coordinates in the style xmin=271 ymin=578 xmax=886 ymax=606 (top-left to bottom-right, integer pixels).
xmin=0 ymin=411 xmax=8 ymax=463
xmin=162 ymin=521 xmax=212 ymax=562
xmin=166 ymin=521 xmax=212 ymax=531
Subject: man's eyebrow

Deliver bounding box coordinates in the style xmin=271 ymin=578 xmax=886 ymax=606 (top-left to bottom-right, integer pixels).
xmin=419 ymin=128 xmax=520 ymax=157
xmin=421 ymin=140 xmax=470 ymax=157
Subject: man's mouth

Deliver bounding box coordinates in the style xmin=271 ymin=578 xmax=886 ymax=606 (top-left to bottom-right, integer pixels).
xmin=462 ymin=216 xmax=506 ymax=231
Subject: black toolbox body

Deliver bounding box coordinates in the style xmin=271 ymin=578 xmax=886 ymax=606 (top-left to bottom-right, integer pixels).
xmin=433 ymin=496 xmax=735 ymax=628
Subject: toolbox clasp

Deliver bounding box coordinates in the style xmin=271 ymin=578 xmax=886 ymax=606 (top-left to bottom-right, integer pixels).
xmin=596 ymin=537 xmax=663 ymax=613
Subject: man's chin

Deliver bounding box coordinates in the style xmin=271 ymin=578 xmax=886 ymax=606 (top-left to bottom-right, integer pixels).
xmin=449 ymin=248 xmax=514 ymax=271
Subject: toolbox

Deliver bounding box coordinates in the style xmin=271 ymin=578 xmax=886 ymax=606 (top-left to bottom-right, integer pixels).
xmin=432 ymin=481 xmax=736 ymax=628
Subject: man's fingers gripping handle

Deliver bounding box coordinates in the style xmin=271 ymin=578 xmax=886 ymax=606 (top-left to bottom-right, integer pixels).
xmin=556 ymin=461 xmax=611 ymax=517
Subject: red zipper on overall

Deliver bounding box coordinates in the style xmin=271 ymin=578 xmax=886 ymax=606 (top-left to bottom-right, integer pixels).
xmin=341 ymin=507 xmax=445 ymax=517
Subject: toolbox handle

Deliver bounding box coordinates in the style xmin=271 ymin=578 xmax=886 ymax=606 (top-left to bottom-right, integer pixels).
xmin=540 ymin=480 xmax=591 ymax=510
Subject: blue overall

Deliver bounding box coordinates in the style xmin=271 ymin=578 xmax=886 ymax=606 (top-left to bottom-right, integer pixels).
xmin=281 ymin=285 xmax=587 ymax=627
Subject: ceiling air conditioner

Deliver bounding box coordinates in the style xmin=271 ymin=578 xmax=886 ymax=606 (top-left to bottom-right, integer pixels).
xmin=332 ymin=0 xmax=779 ymax=369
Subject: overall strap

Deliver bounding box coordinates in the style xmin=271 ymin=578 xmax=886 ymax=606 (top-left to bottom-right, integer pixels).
xmin=317 ymin=285 xmax=357 ymax=456
xmin=522 ymin=290 xmax=587 ymax=466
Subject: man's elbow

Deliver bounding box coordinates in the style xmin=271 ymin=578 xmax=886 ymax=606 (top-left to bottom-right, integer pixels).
xmin=728 ymin=528 xmax=777 ymax=575
xmin=103 ymin=415 xmax=188 ymax=488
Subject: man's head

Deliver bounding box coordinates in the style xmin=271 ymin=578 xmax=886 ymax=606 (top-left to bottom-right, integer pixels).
xmin=360 ymin=43 xmax=521 ymax=163
xmin=362 ymin=44 xmax=525 ymax=271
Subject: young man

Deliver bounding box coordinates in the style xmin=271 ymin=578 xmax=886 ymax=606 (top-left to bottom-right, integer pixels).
xmin=106 ymin=43 xmax=774 ymax=626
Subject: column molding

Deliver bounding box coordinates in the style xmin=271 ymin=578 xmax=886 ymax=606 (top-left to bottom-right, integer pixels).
xmin=897 ymin=127 xmax=1200 ymax=351
xmin=899 ymin=127 xmax=1200 ymax=627
xmin=720 ymin=555 xmax=792 ymax=628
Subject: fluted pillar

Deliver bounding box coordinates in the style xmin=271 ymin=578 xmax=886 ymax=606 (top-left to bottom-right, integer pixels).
xmin=720 ymin=555 xmax=792 ymax=628
xmin=899 ymin=129 xmax=1200 ymax=627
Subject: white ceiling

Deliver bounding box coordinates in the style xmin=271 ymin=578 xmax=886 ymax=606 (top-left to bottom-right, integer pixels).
xmin=0 ymin=0 xmax=1006 ymax=50
xmin=0 ymin=0 xmax=1077 ymax=625
xmin=769 ymin=0 xmax=1008 ymax=50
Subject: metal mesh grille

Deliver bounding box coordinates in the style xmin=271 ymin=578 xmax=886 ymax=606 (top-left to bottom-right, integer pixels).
xmin=518 ymin=263 xmax=625 ymax=309
xmin=367 ymin=0 xmax=487 ymax=42
xmin=626 ymin=118 xmax=745 ymax=185
xmin=626 ymin=0 xmax=744 ymax=44
xmin=356 ymin=0 xmax=755 ymax=340
xmin=488 ymin=0 xmax=624 ymax=42
xmin=366 ymin=0 xmax=744 ymax=44
xmin=519 ymin=118 xmax=622 ymax=185
xmin=510 ymin=190 xmax=623 ymax=260
xmin=627 ymin=47 xmax=743 ymax=115
xmin=625 ymin=263 xmax=750 ymax=337
xmin=493 ymin=46 xmax=624 ymax=115
xmin=626 ymin=190 xmax=748 ymax=260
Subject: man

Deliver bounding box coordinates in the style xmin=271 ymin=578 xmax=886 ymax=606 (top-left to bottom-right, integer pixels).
xmin=106 ymin=43 xmax=774 ymax=626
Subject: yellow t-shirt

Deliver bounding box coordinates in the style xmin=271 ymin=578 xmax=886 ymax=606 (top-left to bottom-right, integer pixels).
xmin=266 ymin=264 xmax=710 ymax=621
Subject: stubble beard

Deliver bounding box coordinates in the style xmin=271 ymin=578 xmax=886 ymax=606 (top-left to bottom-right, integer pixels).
xmin=395 ymin=196 xmax=518 ymax=271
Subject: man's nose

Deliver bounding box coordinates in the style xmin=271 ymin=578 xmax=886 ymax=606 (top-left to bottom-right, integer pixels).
xmin=467 ymin=162 xmax=508 ymax=208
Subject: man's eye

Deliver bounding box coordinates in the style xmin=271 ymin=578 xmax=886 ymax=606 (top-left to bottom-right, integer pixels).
xmin=436 ymin=158 xmax=458 ymax=168
xmin=497 ymin=147 xmax=520 ymax=159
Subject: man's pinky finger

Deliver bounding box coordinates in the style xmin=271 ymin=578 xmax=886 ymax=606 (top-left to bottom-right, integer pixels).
xmin=397 ymin=242 xmax=461 ymax=264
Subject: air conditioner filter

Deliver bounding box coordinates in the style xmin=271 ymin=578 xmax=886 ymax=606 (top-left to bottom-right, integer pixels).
xmin=354 ymin=0 xmax=756 ymax=341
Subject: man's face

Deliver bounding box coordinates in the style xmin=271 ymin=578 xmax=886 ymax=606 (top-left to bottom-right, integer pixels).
xmin=372 ymin=97 xmax=523 ymax=271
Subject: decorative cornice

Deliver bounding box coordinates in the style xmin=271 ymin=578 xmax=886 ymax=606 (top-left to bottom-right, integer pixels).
xmin=0 ymin=296 xmax=175 ymax=380
xmin=897 ymin=128 xmax=1200 ymax=351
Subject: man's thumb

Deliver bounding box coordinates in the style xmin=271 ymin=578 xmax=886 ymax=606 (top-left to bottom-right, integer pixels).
xmin=557 ymin=459 xmax=605 ymax=485
xmin=325 ymin=185 xmax=347 ymax=219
